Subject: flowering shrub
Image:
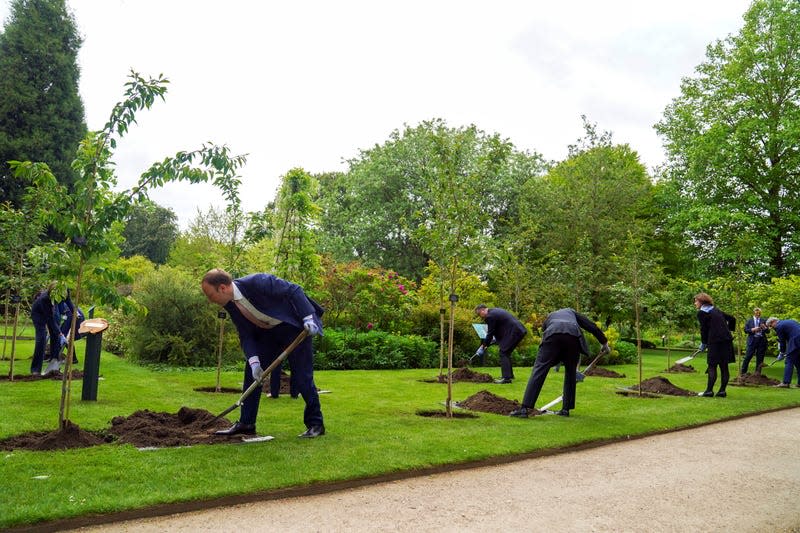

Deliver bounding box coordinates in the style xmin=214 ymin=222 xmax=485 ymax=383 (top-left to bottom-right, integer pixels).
xmin=318 ymin=259 xmax=417 ymax=332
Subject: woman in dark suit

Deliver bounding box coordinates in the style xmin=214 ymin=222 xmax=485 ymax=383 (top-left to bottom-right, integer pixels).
xmin=694 ymin=292 xmax=736 ymax=397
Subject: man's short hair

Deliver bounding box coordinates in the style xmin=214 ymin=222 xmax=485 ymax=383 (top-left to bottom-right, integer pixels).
xmin=474 ymin=304 xmax=488 ymax=314
xmin=202 ymin=268 xmax=233 ymax=287
xmin=766 ymin=317 xmax=779 ymax=326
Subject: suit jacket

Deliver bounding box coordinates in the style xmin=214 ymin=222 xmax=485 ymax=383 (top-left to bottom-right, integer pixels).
xmin=773 ymin=319 xmax=800 ymax=355
xmin=744 ymin=316 xmax=766 ymax=345
xmin=483 ymin=308 xmax=527 ymax=352
xmin=31 ymin=290 xmax=59 ymax=332
xmin=224 ymin=274 xmax=324 ymax=358
xmin=541 ymin=308 xmax=607 ymax=356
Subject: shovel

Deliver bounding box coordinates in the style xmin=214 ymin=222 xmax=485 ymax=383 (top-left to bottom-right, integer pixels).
xmin=675 ymin=348 xmax=702 ymax=365
xmin=539 ymin=349 xmax=606 ymax=412
xmin=205 ymin=330 xmax=308 ymax=428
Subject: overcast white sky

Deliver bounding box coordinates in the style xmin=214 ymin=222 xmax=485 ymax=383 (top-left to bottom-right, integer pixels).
xmin=1 ymin=1 xmax=752 ymax=227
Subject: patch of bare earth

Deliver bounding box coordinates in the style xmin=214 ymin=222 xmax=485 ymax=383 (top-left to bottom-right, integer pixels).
xmin=455 ymin=389 xmax=541 ymax=416
xmin=0 ymin=369 xmax=84 ymax=382
xmin=730 ymin=373 xmax=781 ymax=386
xmin=665 ymin=363 xmax=696 ymax=373
xmin=436 ymin=367 xmax=494 ymax=383
xmin=0 ymin=407 xmax=237 ymax=451
xmin=617 ymin=376 xmax=695 ymax=397
xmin=585 ymin=367 xmax=625 ymax=378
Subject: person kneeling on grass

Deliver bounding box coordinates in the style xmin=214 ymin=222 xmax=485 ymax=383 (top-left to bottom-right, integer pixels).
xmin=509 ymin=308 xmax=609 ymax=418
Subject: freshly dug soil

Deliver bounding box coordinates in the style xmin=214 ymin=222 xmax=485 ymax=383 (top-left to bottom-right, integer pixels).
xmin=621 ymin=376 xmax=695 ymax=396
xmin=0 ymin=369 xmax=84 ymax=382
xmin=585 ymin=367 xmax=625 ymax=378
xmin=666 ymin=363 xmax=696 ymax=373
xmin=456 ymin=389 xmax=530 ymax=415
xmin=436 ymin=367 xmax=494 ymax=383
xmin=730 ymin=373 xmax=781 ymax=386
xmin=0 ymin=407 xmax=236 ymax=451
xmin=108 ymin=407 xmax=234 ymax=448
xmin=0 ymin=420 xmax=107 ymax=451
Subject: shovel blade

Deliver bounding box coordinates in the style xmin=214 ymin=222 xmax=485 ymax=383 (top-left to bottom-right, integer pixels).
xmin=674 ymin=356 xmax=693 ymax=365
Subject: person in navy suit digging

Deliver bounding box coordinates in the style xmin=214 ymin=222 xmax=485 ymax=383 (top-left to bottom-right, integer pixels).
xmin=201 ymin=269 xmax=325 ymax=438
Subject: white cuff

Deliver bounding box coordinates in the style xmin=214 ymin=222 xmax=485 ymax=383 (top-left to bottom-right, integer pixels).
xmin=303 ymin=314 xmax=313 ymax=322
xmin=248 ymin=356 xmax=260 ymax=367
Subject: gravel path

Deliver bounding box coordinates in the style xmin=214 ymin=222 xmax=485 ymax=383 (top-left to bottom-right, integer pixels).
xmin=73 ymin=407 xmax=800 ymax=532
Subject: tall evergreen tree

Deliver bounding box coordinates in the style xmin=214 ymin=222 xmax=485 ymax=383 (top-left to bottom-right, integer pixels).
xmin=0 ymin=0 xmax=86 ymax=207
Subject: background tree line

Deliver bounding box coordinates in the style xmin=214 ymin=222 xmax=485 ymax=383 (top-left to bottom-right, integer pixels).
xmin=2 ymin=0 xmax=800 ymax=368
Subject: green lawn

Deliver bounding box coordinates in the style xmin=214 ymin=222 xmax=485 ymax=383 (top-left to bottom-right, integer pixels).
xmin=1 ymin=342 xmax=798 ymax=529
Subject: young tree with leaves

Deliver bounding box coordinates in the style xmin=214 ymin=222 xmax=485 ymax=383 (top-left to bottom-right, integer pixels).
xmin=13 ymin=71 xmax=246 ymax=429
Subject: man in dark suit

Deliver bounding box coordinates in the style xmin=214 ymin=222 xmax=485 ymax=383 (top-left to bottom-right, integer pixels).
xmin=201 ymin=269 xmax=325 ymax=438
xmin=474 ymin=305 xmax=528 ymax=384
xmin=741 ymin=307 xmax=767 ymax=375
xmin=510 ymin=308 xmax=609 ymax=418
xmin=765 ymin=317 xmax=800 ymax=388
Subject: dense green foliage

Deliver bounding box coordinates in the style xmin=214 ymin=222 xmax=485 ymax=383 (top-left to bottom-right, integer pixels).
xmin=120 ymin=201 xmax=179 ymax=264
xmin=118 ymin=266 xmax=239 ymax=366
xmin=0 ymin=0 xmax=86 ymax=207
xmin=656 ymin=0 xmax=800 ymax=279
xmin=314 ymin=328 xmax=438 ymax=369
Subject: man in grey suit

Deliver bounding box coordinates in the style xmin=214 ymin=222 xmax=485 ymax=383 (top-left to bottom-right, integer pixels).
xmin=510 ymin=308 xmax=609 ymax=418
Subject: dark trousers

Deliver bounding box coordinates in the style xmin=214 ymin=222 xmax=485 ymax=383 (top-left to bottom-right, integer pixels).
xmin=498 ymin=331 xmax=526 ymax=380
xmin=782 ymin=350 xmax=800 ymax=385
xmin=240 ymin=323 xmax=323 ymax=428
xmin=741 ymin=336 xmax=767 ymax=374
xmin=522 ymin=333 xmax=580 ymax=410
xmin=31 ymin=320 xmax=60 ymax=374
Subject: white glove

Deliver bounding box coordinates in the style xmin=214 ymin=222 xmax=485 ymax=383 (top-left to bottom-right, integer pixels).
xmin=777 ymin=352 xmax=786 ymax=361
xmin=302 ymin=315 xmax=320 ymax=336
xmin=698 ymin=343 xmax=707 ymax=352
xmin=600 ymin=343 xmax=610 ymax=354
xmin=248 ymin=356 xmax=264 ymax=381
xmin=475 ymin=346 xmax=486 ymax=356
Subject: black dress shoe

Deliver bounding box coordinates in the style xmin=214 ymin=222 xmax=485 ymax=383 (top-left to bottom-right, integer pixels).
xmin=697 ymin=391 xmax=714 ymax=397
xmin=215 ymin=421 xmax=256 ymax=436
xmin=298 ymin=425 xmax=325 ymax=438
xmin=494 ymin=378 xmax=513 ymax=384
xmin=715 ymin=390 xmax=727 ymax=397
xmin=555 ymin=409 xmax=570 ymax=417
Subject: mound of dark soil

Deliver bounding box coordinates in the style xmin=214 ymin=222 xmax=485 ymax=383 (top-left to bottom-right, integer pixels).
xmin=623 ymin=376 xmax=695 ymax=396
xmin=108 ymin=407 xmax=233 ymax=448
xmin=0 ymin=420 xmax=107 ymax=451
xmin=730 ymin=373 xmax=781 ymax=386
xmin=585 ymin=367 xmax=625 ymax=378
xmin=0 ymin=369 xmax=84 ymax=382
xmin=665 ymin=363 xmax=696 ymax=373
xmin=456 ymin=389 xmax=528 ymax=415
xmin=0 ymin=407 xmax=236 ymax=451
xmin=436 ymin=367 xmax=494 ymax=383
